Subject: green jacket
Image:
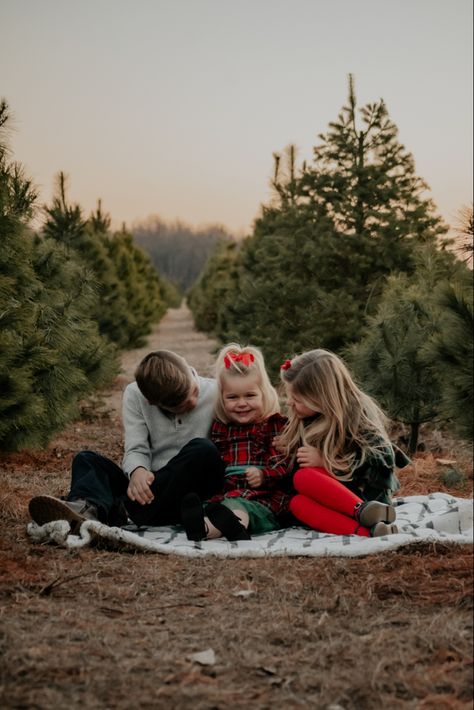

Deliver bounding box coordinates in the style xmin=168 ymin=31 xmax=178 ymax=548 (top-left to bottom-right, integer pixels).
xmin=337 ymin=444 xmax=410 ymax=505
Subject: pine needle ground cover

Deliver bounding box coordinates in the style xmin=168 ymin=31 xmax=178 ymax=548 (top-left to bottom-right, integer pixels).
xmin=1 ymin=307 xmax=472 ymax=708
xmin=1 ymin=394 xmax=472 ymax=709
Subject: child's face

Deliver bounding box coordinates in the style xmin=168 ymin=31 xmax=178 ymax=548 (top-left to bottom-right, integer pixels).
xmin=222 ymin=374 xmax=264 ymax=425
xmin=285 ymin=384 xmax=320 ymax=418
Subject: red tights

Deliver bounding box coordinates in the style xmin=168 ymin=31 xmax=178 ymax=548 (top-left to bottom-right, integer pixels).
xmin=289 ymin=468 xmax=370 ymax=537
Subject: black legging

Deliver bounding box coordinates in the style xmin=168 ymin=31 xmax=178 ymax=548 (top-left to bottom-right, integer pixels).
xmin=68 ymin=438 xmax=225 ymax=526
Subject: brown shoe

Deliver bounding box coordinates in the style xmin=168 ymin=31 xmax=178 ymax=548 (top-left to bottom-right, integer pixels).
xmin=371 ymin=521 xmax=399 ymax=537
xmin=29 ymin=495 xmax=98 ymax=533
xmin=354 ymin=500 xmax=396 ymax=527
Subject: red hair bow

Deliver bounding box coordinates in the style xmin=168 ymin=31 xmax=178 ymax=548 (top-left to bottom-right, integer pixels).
xmin=224 ymin=352 xmax=255 ymax=369
xmin=281 ymin=359 xmax=292 ymax=371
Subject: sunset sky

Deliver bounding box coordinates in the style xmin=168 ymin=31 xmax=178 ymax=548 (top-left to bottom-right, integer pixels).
xmin=1 ymin=0 xmax=472 ymax=235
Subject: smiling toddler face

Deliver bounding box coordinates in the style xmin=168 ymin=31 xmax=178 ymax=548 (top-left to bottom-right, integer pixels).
xmin=222 ymin=374 xmax=264 ymax=425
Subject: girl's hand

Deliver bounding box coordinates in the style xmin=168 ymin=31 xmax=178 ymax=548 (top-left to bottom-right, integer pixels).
xmin=272 ymin=435 xmax=284 ymax=453
xmin=296 ymin=446 xmax=325 ymax=468
xmin=246 ymin=467 xmax=264 ymax=488
xmin=128 ymin=467 xmax=155 ymax=505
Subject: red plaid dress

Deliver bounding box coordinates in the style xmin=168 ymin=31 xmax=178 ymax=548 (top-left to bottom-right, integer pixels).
xmin=208 ymin=413 xmax=291 ymax=516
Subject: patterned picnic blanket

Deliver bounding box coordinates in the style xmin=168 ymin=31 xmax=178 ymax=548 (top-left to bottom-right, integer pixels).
xmin=27 ymin=492 xmax=473 ymax=558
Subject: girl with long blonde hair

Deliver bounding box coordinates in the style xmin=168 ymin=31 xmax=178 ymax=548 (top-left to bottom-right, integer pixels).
xmin=279 ymin=349 xmax=408 ymax=537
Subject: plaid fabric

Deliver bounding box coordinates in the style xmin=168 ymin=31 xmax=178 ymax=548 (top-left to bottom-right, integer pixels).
xmin=208 ymin=413 xmax=291 ymax=516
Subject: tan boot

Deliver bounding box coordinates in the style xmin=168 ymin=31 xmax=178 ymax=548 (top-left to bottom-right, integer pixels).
xmin=29 ymin=495 xmax=98 ymax=533
xmin=371 ymin=521 xmax=399 ymax=537
xmin=354 ymin=500 xmax=396 ymax=527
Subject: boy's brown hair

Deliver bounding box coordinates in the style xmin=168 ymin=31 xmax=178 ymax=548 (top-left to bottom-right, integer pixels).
xmin=135 ymin=350 xmax=193 ymax=410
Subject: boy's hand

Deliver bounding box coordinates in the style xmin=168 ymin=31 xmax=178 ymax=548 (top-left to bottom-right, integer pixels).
xmin=296 ymin=446 xmax=325 ymax=468
xmin=128 ymin=467 xmax=155 ymax=505
xmin=246 ymin=467 xmax=264 ymax=488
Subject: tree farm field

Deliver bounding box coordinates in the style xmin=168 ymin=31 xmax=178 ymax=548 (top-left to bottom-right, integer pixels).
xmin=0 ymin=307 xmax=472 ymax=710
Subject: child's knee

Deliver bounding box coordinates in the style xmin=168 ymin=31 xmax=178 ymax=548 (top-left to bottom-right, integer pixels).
xmin=187 ymin=437 xmax=217 ymax=454
xmin=72 ymin=450 xmax=97 ymax=470
xmin=293 ymin=467 xmax=330 ymax=493
xmin=289 ymin=494 xmax=305 ymax=517
xmin=233 ymin=508 xmax=249 ymax=528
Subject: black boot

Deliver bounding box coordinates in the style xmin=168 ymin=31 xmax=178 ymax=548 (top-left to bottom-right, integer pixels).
xmin=205 ymin=502 xmax=251 ymax=541
xmin=181 ymin=493 xmax=207 ymax=541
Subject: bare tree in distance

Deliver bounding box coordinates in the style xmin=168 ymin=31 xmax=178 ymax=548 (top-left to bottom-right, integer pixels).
xmin=132 ymin=215 xmax=236 ymax=292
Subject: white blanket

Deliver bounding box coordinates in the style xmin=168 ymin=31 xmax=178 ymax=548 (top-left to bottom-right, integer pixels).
xmin=27 ymin=493 xmax=473 ymax=558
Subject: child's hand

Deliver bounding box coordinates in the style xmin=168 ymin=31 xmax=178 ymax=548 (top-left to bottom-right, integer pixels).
xmin=272 ymin=435 xmax=284 ymax=453
xmin=246 ymin=467 xmax=264 ymax=488
xmin=296 ymin=446 xmax=325 ymax=468
xmin=128 ymin=467 xmax=155 ymax=505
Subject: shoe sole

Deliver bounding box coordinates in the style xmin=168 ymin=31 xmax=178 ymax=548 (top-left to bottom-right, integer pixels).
xmin=29 ymin=495 xmax=85 ymax=531
xmin=372 ymin=522 xmax=399 ymax=537
xmin=358 ymin=501 xmax=396 ymax=527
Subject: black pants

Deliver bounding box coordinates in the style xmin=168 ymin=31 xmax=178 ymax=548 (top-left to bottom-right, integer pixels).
xmin=68 ymin=438 xmax=225 ymax=527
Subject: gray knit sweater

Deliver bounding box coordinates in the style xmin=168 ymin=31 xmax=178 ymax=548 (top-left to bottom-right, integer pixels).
xmin=122 ymin=374 xmax=217 ymax=477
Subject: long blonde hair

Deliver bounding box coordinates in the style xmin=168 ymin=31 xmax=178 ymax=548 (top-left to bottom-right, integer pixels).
xmin=214 ymin=343 xmax=280 ymax=424
xmin=279 ymin=349 xmax=392 ymax=478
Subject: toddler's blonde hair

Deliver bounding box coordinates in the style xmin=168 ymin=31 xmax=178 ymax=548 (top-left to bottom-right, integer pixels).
xmin=214 ymin=343 xmax=280 ymax=424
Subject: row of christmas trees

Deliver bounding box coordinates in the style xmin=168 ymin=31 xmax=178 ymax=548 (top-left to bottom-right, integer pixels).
xmin=0 ymin=100 xmax=180 ymax=450
xmin=188 ymin=78 xmax=473 ymax=452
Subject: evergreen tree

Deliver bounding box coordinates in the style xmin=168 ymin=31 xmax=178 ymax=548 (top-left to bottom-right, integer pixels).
xmin=28 ymin=235 xmax=118 ymax=442
xmin=422 ymin=268 xmax=473 ymax=439
xmin=348 ymin=246 xmax=465 ymax=452
xmin=42 ymin=172 xmax=87 ymax=247
xmin=44 ymin=184 xmax=152 ymax=348
xmin=0 ymin=101 xmax=117 ymax=450
xmin=159 ymin=275 xmax=182 ymax=309
xmin=0 ymin=100 xmax=43 ymax=445
xmin=106 ymin=226 xmax=166 ymax=346
xmin=348 ymin=275 xmax=438 ymax=453
xmin=214 ymin=205 xmax=371 ymax=375
xmin=298 ymin=74 xmax=448 ymax=270
xmin=187 ymin=240 xmax=240 ymax=334
xmin=214 ymin=77 xmax=449 ymax=377
xmin=453 ymin=204 xmax=473 ymax=265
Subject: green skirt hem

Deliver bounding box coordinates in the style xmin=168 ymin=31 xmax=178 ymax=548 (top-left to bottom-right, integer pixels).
xmin=220 ymin=497 xmax=278 ymax=534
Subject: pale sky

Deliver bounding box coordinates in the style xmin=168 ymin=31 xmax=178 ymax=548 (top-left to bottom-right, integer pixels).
xmin=1 ymin=0 xmax=472 ymax=235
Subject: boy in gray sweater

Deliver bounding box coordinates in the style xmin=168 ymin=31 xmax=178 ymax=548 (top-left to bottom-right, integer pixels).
xmin=29 ymin=351 xmax=225 ymax=531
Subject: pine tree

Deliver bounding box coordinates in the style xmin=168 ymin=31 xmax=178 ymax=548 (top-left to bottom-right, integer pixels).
xmin=348 ymin=246 xmax=466 ymax=452
xmin=453 ymin=204 xmax=473 ymax=265
xmin=187 ymin=240 xmax=240 ymax=334
xmin=299 ymin=75 xmax=448 ymax=269
xmin=349 ymin=275 xmax=439 ymax=453
xmin=44 ymin=183 xmax=138 ymax=347
xmin=42 ymin=172 xmax=87 ymax=247
xmin=422 ymin=268 xmax=473 ymax=439
xmin=215 ymin=77 xmax=449 ymax=377
xmin=106 ymin=226 xmax=166 ymax=346
xmin=0 ymin=100 xmax=44 ymax=445
xmin=0 ymin=101 xmax=117 ymax=450
xmin=158 ymin=275 xmax=182 ymax=309
xmin=28 ymin=235 xmax=118 ymax=441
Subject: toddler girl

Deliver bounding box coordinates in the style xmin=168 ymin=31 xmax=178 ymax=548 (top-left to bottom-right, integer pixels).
xmin=181 ymin=344 xmax=291 ymax=541
xmin=279 ymin=349 xmax=409 ymax=537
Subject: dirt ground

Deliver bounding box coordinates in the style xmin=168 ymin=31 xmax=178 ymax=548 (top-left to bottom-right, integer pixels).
xmin=0 ymin=306 xmax=472 ymax=709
